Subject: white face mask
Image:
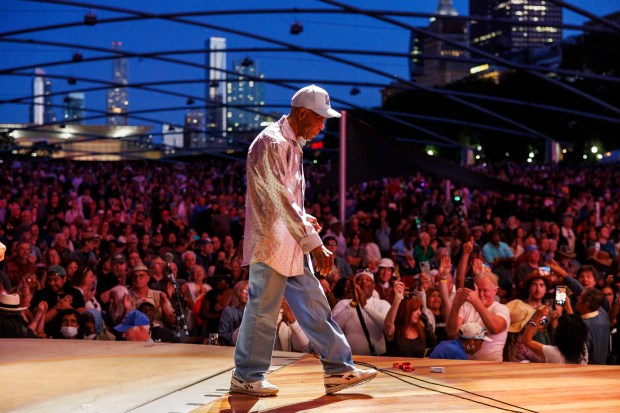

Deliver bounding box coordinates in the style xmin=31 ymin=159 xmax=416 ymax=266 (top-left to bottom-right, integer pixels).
xmin=61 ymin=326 xmax=78 ymax=338
xmin=84 ymin=334 xmax=96 ymax=340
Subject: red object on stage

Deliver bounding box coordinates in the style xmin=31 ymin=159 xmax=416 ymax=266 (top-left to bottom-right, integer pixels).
xmin=392 ymin=362 xmax=414 ymax=372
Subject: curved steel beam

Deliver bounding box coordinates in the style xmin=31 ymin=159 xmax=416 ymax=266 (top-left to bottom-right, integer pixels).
xmin=4 ymin=5 xmax=616 ymax=38
xmin=320 ymin=0 xmax=620 ymax=117
xmin=12 ymin=0 xmax=555 ymax=145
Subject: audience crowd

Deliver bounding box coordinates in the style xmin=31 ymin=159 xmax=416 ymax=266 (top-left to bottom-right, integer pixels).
xmin=0 ymin=158 xmax=619 ymax=368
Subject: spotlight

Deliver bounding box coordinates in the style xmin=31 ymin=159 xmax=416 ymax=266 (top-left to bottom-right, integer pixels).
xmin=290 ymin=22 xmax=303 ymax=35
xmin=241 ymin=57 xmax=254 ymax=67
xmin=84 ymin=12 xmax=97 ymax=26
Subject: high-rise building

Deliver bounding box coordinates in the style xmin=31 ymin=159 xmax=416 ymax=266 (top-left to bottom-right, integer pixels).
xmin=162 ymin=123 xmax=184 ymax=148
xmin=416 ymin=0 xmax=470 ymax=87
xmin=107 ymin=41 xmax=129 ymax=126
xmin=408 ymin=29 xmax=426 ymax=81
xmin=470 ymin=0 xmax=563 ymax=57
xmin=226 ymin=58 xmax=265 ymax=135
xmin=30 ymin=68 xmax=56 ymax=125
xmin=184 ymin=110 xmax=207 ymax=148
xmin=206 ymin=37 xmax=227 ymax=139
xmin=63 ymin=92 xmax=85 ymax=124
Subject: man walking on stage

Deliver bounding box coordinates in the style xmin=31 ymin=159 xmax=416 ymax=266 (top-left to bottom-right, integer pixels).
xmin=230 ymin=84 xmax=377 ymax=396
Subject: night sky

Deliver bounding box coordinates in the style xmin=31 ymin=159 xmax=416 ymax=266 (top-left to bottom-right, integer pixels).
xmin=1 ymin=0 xmax=617 ymax=131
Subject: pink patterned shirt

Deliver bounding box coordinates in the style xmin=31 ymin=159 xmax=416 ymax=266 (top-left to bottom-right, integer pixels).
xmin=241 ymin=116 xmax=322 ymax=276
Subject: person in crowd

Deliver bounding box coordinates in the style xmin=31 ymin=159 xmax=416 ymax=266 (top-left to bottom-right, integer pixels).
xmin=275 ymin=299 xmax=311 ymax=352
xmin=183 ymin=264 xmax=211 ymax=335
xmin=522 ymin=305 xmax=588 ymax=364
xmin=515 ymin=245 xmax=541 ymax=288
xmin=97 ymin=253 xmax=128 ymax=312
xmin=576 ymin=288 xmax=610 ymax=365
xmin=120 ymin=264 xmax=176 ymax=330
xmin=323 ymin=235 xmax=352 ymax=280
xmin=218 ymin=280 xmax=249 ymax=346
xmin=383 ymin=280 xmax=433 ymax=357
xmin=30 ymin=265 xmax=85 ymax=337
xmin=0 ymin=291 xmax=46 ymax=338
xmin=345 ymin=232 xmax=365 ymax=272
xmin=114 ymin=309 xmax=153 ymax=342
xmin=482 ymin=231 xmax=515 ymax=295
xmin=137 ymin=300 xmax=176 ymax=343
xmin=72 ymin=266 xmax=101 ymax=313
xmin=70 ymin=230 xmax=100 ymax=268
xmin=333 ymin=269 xmax=391 ymax=355
xmin=80 ymin=308 xmax=115 ymax=340
xmin=503 ymin=299 xmax=544 ymax=362
xmin=374 ymin=258 xmax=397 ymax=304
xmin=200 ymin=273 xmax=233 ymax=334
xmin=446 ymin=270 xmax=510 ymax=361
xmin=413 ymin=232 xmax=435 ymax=273
xmin=4 ymin=241 xmax=36 ymax=288
xmin=323 ymin=217 xmax=346 ymax=259
xmin=430 ymin=322 xmax=492 ymax=360
xmin=55 ymin=308 xmax=82 ymax=339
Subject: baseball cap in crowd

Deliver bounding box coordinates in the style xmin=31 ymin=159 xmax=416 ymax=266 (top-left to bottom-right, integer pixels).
xmin=323 ymin=236 xmax=337 ymax=246
xmin=355 ymin=268 xmax=374 ymax=280
xmin=525 ymin=245 xmax=538 ymax=253
xmin=291 ymin=85 xmax=341 ymax=118
xmin=0 ymin=292 xmax=27 ymax=312
xmin=47 ymin=265 xmax=67 ymax=277
xmin=114 ymin=310 xmax=150 ymax=332
xmin=112 ymin=254 xmax=126 ymax=264
xmin=378 ymin=258 xmax=395 ymax=268
xmin=459 ymin=322 xmax=493 ymax=342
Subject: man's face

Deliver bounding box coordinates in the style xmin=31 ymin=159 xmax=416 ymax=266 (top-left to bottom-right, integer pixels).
xmin=378 ymin=266 xmax=393 ymax=283
xmin=61 ymin=313 xmax=79 ymax=327
xmin=17 ymin=243 xmax=30 ymax=260
xmin=578 ymin=270 xmax=596 ymax=289
xmin=47 ymin=274 xmax=65 ymax=293
xmin=528 ymin=279 xmax=547 ymax=301
xmin=528 ymin=250 xmax=540 ymax=264
xmin=325 ymin=239 xmax=337 ymax=254
xmin=356 ymin=274 xmax=375 ymax=299
xmin=183 ymin=254 xmax=196 ymax=269
xmin=297 ymin=108 xmax=326 ymax=141
xmin=132 ymin=271 xmax=150 ymax=289
xmin=113 ymin=262 xmax=127 ymax=277
xmin=475 ymin=278 xmax=497 ymax=307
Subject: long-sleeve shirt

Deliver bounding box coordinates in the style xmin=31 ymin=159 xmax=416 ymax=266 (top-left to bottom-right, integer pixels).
xmin=332 ymin=297 xmax=391 ymax=355
xmin=242 ymin=116 xmax=322 ymax=277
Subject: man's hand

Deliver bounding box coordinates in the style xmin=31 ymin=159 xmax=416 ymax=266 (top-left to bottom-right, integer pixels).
xmin=306 ymin=214 xmax=322 ymax=234
xmin=439 ymin=256 xmax=452 ymax=276
xmin=281 ymin=299 xmax=297 ymax=324
xmin=55 ymin=295 xmax=73 ymax=311
xmin=311 ymin=245 xmax=334 ymax=277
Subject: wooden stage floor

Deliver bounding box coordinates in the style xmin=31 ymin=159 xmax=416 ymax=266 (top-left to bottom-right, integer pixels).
xmin=1 ymin=339 xmax=619 ymax=413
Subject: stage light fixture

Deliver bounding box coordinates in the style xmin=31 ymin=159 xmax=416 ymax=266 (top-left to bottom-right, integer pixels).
xmin=84 ymin=12 xmax=97 ymax=26
xmin=241 ymin=57 xmax=254 ymax=67
xmin=290 ymin=22 xmax=303 ymax=35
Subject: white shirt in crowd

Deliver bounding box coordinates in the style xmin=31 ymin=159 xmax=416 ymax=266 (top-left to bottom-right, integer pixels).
xmin=332 ymin=296 xmax=391 ymax=356
xmin=458 ymin=301 xmax=510 ymax=362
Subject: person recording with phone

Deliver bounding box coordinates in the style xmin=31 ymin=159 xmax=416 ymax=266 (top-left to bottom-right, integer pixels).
xmin=445 ymin=269 xmax=510 ymax=362
xmin=522 ymin=301 xmax=589 ymax=364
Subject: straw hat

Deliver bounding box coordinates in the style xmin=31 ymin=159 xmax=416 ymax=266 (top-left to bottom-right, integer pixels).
xmin=506 ymin=299 xmax=536 ymax=333
xmin=0 ymin=292 xmax=28 ymax=312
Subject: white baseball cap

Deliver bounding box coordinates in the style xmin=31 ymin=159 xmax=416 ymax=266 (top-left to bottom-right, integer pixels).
xmin=459 ymin=322 xmax=493 ymax=342
xmin=291 ymin=84 xmax=341 ymax=118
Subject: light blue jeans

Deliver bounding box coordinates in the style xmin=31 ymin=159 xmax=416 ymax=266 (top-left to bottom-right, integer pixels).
xmin=233 ymin=261 xmax=354 ymax=382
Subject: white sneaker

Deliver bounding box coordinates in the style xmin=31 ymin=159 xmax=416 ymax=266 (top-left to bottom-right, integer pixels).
xmin=324 ymin=368 xmax=377 ymax=394
xmin=230 ymin=372 xmax=279 ymax=397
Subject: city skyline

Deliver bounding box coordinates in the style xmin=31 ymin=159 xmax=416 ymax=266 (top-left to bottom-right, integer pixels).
xmin=1 ymin=1 xmax=617 ymax=134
